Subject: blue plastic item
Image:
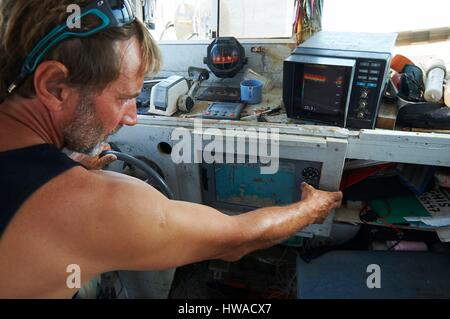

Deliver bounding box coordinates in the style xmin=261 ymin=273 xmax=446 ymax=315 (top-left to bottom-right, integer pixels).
xmin=240 ymin=79 xmax=263 ymax=104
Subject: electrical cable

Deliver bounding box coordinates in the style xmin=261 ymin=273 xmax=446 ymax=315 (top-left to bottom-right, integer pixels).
xmin=359 ymin=203 xmax=404 ymax=250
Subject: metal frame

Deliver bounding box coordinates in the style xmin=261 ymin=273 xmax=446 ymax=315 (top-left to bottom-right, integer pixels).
xmin=347 ymin=129 xmax=450 ymax=167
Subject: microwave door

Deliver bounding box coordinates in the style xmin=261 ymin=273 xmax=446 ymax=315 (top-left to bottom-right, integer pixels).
xmin=342 ymin=62 xmax=356 ymax=127
xmin=287 ymin=55 xmax=356 ymax=127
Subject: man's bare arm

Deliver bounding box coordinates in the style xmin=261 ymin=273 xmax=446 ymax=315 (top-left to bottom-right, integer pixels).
xmin=217 ymin=183 xmax=342 ymax=261
xmin=82 ymin=173 xmax=342 ymax=273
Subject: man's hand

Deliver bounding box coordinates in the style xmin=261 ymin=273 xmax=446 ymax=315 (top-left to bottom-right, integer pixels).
xmin=69 ymin=143 xmax=117 ymax=170
xmin=300 ymin=182 xmax=343 ymax=224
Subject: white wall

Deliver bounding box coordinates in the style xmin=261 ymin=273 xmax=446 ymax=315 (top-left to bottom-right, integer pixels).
xmin=155 ymin=41 xmax=296 ymax=87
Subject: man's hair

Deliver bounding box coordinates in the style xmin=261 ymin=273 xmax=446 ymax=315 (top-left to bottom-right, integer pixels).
xmin=0 ymin=0 xmax=161 ymax=103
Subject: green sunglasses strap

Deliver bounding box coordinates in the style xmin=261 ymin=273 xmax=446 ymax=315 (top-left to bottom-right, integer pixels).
xmin=23 ymin=8 xmax=111 ymax=74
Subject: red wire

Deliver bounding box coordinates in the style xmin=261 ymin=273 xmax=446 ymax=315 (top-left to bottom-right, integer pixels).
xmin=377 ymin=215 xmax=402 ymax=235
xmin=360 ymin=204 xmax=403 ymax=235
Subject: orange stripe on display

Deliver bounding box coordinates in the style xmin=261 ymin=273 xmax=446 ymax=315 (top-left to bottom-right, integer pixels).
xmin=304 ymin=73 xmax=327 ymax=82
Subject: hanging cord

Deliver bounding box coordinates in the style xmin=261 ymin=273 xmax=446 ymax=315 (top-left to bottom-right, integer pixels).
xmin=359 ymin=204 xmax=404 ymax=250
xmin=294 ymin=0 xmax=323 ymax=44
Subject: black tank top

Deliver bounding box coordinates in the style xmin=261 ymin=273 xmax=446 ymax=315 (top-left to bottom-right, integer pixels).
xmin=0 ymin=144 xmax=80 ymax=237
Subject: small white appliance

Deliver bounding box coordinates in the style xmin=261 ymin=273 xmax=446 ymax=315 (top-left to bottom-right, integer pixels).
xmin=149 ymin=75 xmax=189 ymax=116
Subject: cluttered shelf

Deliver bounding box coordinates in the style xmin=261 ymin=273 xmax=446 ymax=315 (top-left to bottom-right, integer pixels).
xmin=139 ymin=85 xmax=450 ymax=130
xmin=135 ymin=33 xmax=449 ymax=167
xmin=137 ymin=86 xmax=450 ymax=167
xmin=336 ymin=158 xmax=450 ymax=242
xmin=138 ymin=85 xmax=449 ymax=128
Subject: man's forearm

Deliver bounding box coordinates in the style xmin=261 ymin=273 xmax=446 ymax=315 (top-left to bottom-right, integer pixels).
xmin=159 ymin=183 xmax=340 ymax=264
xmin=228 ymin=202 xmax=314 ymax=259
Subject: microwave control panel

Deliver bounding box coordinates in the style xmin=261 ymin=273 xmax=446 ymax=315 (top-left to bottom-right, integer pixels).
xmin=346 ymin=59 xmax=387 ymax=129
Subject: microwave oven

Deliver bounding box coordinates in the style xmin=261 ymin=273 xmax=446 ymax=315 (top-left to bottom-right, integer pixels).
xmin=283 ymin=32 xmax=397 ymax=129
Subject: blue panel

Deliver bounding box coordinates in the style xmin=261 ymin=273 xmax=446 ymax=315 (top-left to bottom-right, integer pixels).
xmin=297 ymin=251 xmax=450 ymax=299
xmin=214 ymin=163 xmax=300 ymax=207
xmin=356 ymin=81 xmax=367 ymax=87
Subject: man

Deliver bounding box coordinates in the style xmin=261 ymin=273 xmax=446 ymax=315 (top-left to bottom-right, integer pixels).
xmin=0 ymin=0 xmax=342 ymax=298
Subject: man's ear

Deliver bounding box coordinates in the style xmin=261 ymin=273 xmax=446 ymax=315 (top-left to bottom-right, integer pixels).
xmin=33 ymin=61 xmax=73 ymax=112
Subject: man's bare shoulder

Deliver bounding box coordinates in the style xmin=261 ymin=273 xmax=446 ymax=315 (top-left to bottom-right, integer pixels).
xmin=58 ymin=166 xmax=160 ymax=216
xmin=5 ymin=165 xmax=160 ymax=242
xmin=52 ymin=166 xmax=171 ymax=270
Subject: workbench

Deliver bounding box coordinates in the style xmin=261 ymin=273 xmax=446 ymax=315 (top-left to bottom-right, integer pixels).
xmin=111 ymin=87 xmax=450 ymax=236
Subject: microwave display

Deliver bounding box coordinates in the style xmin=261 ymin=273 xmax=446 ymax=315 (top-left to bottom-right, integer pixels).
xmin=300 ymin=64 xmax=348 ymax=116
xmin=283 ymin=32 xmax=397 ymax=129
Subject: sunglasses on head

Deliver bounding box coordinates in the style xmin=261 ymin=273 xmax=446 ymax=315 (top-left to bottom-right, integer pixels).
xmin=8 ymin=0 xmax=135 ymax=94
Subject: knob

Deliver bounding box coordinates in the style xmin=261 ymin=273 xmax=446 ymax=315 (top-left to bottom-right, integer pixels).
xmin=357 ymin=112 xmax=365 ymax=119
xmin=361 ymin=90 xmax=369 ymax=98
xmin=358 ymin=100 xmax=368 ymax=108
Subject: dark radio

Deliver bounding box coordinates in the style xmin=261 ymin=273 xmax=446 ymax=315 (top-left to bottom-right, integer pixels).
xmin=283 ymin=32 xmax=397 ymax=129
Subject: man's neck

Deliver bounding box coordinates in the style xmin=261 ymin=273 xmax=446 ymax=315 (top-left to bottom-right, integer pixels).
xmin=0 ymin=96 xmax=64 ymax=151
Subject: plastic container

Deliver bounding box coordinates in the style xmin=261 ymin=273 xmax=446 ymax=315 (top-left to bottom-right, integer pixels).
xmin=424 ymin=59 xmax=446 ymax=103
xmin=240 ymin=79 xmax=263 ymax=104
xmin=391 ymin=54 xmax=414 ymax=73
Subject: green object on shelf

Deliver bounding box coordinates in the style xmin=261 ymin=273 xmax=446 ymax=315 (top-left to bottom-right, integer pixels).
xmin=369 ymin=195 xmax=431 ymax=225
xmin=282 ymin=236 xmax=304 ymax=247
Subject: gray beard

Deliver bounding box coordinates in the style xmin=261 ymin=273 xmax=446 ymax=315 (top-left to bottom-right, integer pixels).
xmin=63 ymin=94 xmax=109 ymax=156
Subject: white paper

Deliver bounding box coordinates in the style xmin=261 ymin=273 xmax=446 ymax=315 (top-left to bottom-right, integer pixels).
xmin=404 ymin=216 xmax=450 ymax=227
xmin=404 ymin=189 xmax=450 ymax=227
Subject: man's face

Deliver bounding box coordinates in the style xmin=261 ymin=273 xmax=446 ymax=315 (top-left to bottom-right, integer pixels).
xmin=63 ymin=92 xmax=107 ymax=156
xmin=63 ymin=38 xmax=145 ymax=155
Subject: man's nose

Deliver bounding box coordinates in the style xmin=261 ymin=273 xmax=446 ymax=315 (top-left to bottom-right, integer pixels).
xmin=120 ymin=99 xmax=138 ymax=126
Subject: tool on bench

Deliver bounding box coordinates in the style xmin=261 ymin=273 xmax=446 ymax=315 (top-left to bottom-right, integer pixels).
xmin=240 ymin=105 xmax=281 ymax=121
xmin=177 ymin=66 xmax=210 ymax=112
